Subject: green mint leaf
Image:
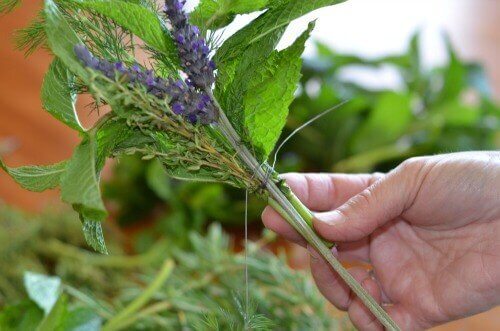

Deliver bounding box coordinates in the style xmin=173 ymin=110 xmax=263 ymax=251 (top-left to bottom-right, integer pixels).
xmin=75 ymin=0 xmax=179 ymax=68
xmin=146 ymin=160 xmax=174 ymax=201
xmin=23 ymin=272 xmax=62 ymax=315
xmin=96 ymin=118 xmax=154 ymax=168
xmin=191 ymin=0 xmax=269 ymax=30
xmin=61 ymin=134 xmax=106 ymax=221
xmin=44 ymin=0 xmax=89 ymax=80
xmin=226 ymin=22 xmax=314 ymax=159
xmin=350 ymin=92 xmax=413 ymax=153
xmin=42 ymin=58 xmax=82 ymax=131
xmin=82 ymin=218 xmax=108 ymax=254
xmin=36 ymin=294 xmax=68 ymax=331
xmin=0 ymin=159 xmax=66 ymax=192
xmin=0 ymin=300 xmax=44 ymax=331
xmin=215 ymin=0 xmax=345 ymax=65
xmin=60 ymin=133 xmax=107 ymax=241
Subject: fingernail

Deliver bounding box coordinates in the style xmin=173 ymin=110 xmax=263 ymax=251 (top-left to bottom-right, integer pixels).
xmin=315 ymin=210 xmax=346 ymax=226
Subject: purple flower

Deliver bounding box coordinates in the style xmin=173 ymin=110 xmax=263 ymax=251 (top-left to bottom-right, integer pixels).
xmin=74 ymin=44 xmax=217 ymax=124
xmin=163 ymin=0 xmax=216 ymax=89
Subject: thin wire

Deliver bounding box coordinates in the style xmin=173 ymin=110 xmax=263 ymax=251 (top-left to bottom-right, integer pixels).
xmin=244 ymin=189 xmax=249 ymax=326
xmin=271 ymin=99 xmax=350 ymax=169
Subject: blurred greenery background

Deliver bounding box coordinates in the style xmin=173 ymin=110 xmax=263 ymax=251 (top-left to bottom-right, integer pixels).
xmin=0 ymin=32 xmax=499 ymax=330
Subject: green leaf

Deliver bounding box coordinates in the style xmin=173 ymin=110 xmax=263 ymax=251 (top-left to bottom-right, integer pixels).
xmin=350 ymin=92 xmax=413 ymax=153
xmin=36 ymin=294 xmax=68 ymax=331
xmin=146 ymin=160 xmax=174 ymax=201
xmin=215 ymin=0 xmax=345 ymax=65
xmin=63 ymin=308 xmax=102 ymax=331
xmin=61 ymin=134 xmax=106 ymax=222
xmin=0 ymin=301 xmax=44 ymax=331
xmin=42 ymin=58 xmax=82 ymax=131
xmin=96 ymin=118 xmax=153 ymax=168
xmin=44 ymin=0 xmax=89 ymax=79
xmin=23 ymin=272 xmax=62 ymax=315
xmin=225 ymin=23 xmax=313 ymax=159
xmin=60 ymin=132 xmax=108 ymax=253
xmin=247 ymin=24 xmax=313 ymax=158
xmin=0 ymin=159 xmax=66 ymax=192
xmin=438 ymin=35 xmax=467 ymax=103
xmin=82 ymin=218 xmax=108 ymax=254
xmin=75 ymin=0 xmax=179 ymax=67
xmin=191 ymin=0 xmax=269 ymax=30
xmin=437 ymin=100 xmax=480 ymax=127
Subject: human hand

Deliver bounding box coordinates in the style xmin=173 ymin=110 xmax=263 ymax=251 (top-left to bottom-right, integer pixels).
xmin=262 ymin=152 xmax=500 ymax=330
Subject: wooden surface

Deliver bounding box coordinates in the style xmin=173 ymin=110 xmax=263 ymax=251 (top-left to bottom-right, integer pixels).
xmin=0 ymin=1 xmax=498 ymax=329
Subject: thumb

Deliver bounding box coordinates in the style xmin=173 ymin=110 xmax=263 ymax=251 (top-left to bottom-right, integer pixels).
xmin=313 ymin=167 xmax=414 ymax=242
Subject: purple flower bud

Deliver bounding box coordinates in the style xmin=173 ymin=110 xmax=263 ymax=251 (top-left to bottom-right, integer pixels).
xmin=115 ymin=62 xmax=125 ymax=72
xmin=163 ymin=0 xmax=216 ymax=89
xmin=176 ymin=34 xmax=185 ymax=44
xmin=131 ymin=64 xmax=141 ymax=72
xmin=172 ymin=102 xmax=184 ymax=114
xmin=187 ymin=113 xmax=197 ymax=124
xmin=201 ymin=94 xmax=211 ymax=104
xmin=74 ymin=44 xmax=94 ymax=67
xmin=74 ymin=44 xmax=217 ymax=124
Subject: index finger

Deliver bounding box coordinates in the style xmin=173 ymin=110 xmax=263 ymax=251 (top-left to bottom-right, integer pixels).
xmin=262 ymin=173 xmax=382 ymax=246
xmin=282 ymin=173 xmax=381 ymax=211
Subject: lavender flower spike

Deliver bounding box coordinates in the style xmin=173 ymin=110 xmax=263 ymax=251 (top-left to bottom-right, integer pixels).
xmin=74 ymin=44 xmax=217 ymax=124
xmin=163 ymin=0 xmax=216 ymax=89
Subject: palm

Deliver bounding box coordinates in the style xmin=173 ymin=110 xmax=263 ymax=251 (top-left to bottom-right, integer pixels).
xmin=368 ymin=217 xmax=493 ymax=326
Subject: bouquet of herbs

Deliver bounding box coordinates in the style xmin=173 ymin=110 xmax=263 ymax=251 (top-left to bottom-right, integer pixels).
xmin=1 ymin=0 xmax=398 ymax=328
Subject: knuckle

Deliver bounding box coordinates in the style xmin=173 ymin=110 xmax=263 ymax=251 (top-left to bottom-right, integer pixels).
xmin=398 ymin=156 xmax=428 ymax=174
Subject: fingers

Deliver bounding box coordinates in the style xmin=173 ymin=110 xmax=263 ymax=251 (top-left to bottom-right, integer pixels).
xmin=385 ymin=305 xmax=422 ymax=331
xmin=308 ymin=246 xmax=352 ymax=309
xmin=262 ymin=173 xmax=380 ymax=247
xmin=283 ymin=173 xmax=379 ymax=211
xmin=348 ymin=269 xmax=384 ymax=331
xmin=314 ymin=168 xmax=413 ymax=243
xmin=262 ymin=206 xmax=307 ymax=247
xmin=308 ymin=249 xmax=385 ymax=330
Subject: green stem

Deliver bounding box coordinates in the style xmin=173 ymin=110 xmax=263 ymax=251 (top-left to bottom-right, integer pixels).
xmin=282 ymin=184 xmax=334 ymax=248
xmin=209 ymin=91 xmax=400 ymax=331
xmin=102 ymin=259 xmax=175 ymax=331
xmin=40 ymin=239 xmax=167 ymax=268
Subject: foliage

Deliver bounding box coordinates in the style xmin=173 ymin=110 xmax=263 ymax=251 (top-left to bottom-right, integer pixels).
xmin=0 ymin=205 xmax=349 ymax=330
xmin=287 ymin=35 xmax=499 ymax=172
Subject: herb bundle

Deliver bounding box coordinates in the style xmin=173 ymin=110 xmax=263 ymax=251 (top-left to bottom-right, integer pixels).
xmin=1 ymin=0 xmax=398 ymax=328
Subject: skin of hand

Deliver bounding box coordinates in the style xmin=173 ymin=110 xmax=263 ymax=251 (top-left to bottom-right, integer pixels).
xmin=262 ymin=152 xmax=500 ymax=330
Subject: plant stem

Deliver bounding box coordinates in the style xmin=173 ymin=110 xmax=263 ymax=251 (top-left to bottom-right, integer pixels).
xmin=209 ymin=91 xmax=400 ymax=331
xmin=102 ymin=259 xmax=175 ymax=331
